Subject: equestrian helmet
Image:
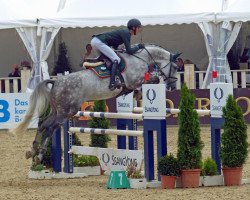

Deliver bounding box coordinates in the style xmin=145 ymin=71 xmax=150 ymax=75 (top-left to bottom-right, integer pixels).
xmin=127 ymin=19 xmax=142 ymax=29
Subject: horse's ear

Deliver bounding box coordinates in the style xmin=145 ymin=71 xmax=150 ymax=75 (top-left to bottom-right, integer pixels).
xmin=170 ymin=52 xmax=182 ymax=62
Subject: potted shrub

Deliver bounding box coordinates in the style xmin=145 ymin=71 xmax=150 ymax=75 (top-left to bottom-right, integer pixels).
xmin=158 ymin=153 xmax=180 ymax=189
xmin=126 ymin=162 xmax=147 ymax=189
xmin=73 ymin=154 xmax=101 ymax=175
xmin=220 ymin=95 xmax=249 ymax=186
xmin=201 ymin=157 xmax=217 ymax=176
xmin=177 ymin=83 xmax=204 ymax=188
xmin=28 ymin=163 xmax=52 ymax=179
xmin=72 ymin=133 xmax=101 ymax=176
xmin=201 ymin=157 xmax=223 ymax=186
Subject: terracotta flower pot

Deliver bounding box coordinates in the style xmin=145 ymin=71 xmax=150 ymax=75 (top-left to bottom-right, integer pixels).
xmin=181 ymin=169 xmax=201 ymax=188
xmin=161 ymin=175 xmax=176 ymax=189
xmin=222 ymin=167 xmax=242 ymax=186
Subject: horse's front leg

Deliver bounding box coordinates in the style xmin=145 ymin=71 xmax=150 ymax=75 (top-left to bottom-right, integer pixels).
xmin=134 ymin=88 xmax=142 ymax=102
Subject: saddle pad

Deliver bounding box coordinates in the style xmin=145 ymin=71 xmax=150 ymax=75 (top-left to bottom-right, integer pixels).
xmin=83 ymin=61 xmax=104 ymax=67
xmin=86 ymin=58 xmax=127 ymax=78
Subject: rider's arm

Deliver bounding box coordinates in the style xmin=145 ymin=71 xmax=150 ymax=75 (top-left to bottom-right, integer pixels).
xmin=113 ymin=45 xmax=119 ymax=50
xmin=122 ymin=32 xmax=139 ymax=54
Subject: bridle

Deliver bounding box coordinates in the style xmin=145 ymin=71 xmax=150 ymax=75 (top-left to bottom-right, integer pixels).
xmin=132 ymin=47 xmax=178 ymax=85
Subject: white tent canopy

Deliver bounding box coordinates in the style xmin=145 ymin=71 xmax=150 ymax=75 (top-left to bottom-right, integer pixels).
xmin=0 ymin=0 xmax=62 ymax=92
xmin=217 ymin=0 xmax=250 ymax=22
xmin=40 ymin=0 xmax=222 ymax=28
xmin=0 ymin=0 xmax=36 ymax=29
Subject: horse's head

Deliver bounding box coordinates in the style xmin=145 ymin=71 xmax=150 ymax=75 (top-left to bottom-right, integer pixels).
xmin=143 ymin=45 xmax=178 ymax=90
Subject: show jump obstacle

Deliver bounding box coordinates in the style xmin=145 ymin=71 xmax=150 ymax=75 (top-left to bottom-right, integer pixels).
xmin=50 ymin=82 xmax=234 ymax=181
xmin=61 ymin=84 xmax=167 ymax=181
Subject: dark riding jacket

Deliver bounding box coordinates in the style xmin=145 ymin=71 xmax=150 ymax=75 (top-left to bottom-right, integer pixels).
xmin=94 ymin=29 xmax=139 ymax=54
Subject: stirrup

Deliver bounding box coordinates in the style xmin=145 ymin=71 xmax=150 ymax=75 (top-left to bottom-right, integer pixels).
xmin=109 ymin=81 xmax=121 ymax=91
xmin=109 ymin=84 xmax=116 ymax=91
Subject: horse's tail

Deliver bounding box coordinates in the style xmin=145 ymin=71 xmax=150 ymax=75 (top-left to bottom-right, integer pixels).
xmin=11 ymin=79 xmax=55 ymax=136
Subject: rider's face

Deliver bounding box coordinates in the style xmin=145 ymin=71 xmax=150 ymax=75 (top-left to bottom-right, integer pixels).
xmin=136 ymin=27 xmax=142 ymax=34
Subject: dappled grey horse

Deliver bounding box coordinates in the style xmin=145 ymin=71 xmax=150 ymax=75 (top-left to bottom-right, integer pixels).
xmin=12 ymin=44 xmax=178 ymax=163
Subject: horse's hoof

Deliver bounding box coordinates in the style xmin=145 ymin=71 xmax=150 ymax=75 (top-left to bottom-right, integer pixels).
xmin=25 ymin=150 xmax=32 ymax=159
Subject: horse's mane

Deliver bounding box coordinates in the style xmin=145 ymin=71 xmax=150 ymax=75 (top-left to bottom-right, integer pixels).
xmin=144 ymin=43 xmax=167 ymax=51
xmin=132 ymin=43 xmax=169 ymax=52
xmin=119 ymin=43 xmax=170 ymax=57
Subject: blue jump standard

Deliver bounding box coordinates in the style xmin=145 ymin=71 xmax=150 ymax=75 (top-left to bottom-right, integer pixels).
xmin=117 ymin=119 xmax=138 ymax=150
xmin=63 ymin=120 xmax=74 ymax=173
xmin=52 ymin=128 xmax=62 ymax=173
xmin=210 ymin=117 xmax=224 ymax=174
xmin=143 ymin=119 xmax=167 ymax=181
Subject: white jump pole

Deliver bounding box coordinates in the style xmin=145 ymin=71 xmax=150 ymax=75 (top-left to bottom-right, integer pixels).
xmin=69 ymin=127 xmax=143 ymax=137
xmin=75 ymin=111 xmax=143 ymax=120
xmin=133 ymin=107 xmax=143 ymax=113
xmin=133 ymin=107 xmax=210 ymax=116
xmin=165 ymin=108 xmax=210 ymax=116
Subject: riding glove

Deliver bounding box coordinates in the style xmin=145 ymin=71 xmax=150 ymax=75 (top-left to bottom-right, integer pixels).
xmin=138 ymin=43 xmax=145 ymax=49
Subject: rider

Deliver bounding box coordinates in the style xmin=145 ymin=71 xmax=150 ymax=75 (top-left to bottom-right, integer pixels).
xmin=91 ymin=18 xmax=145 ymax=91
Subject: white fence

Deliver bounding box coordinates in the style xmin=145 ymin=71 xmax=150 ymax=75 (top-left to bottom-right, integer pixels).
xmin=0 ymin=68 xmax=31 ymax=93
xmin=0 ymin=77 xmax=21 ymax=93
xmin=176 ymin=68 xmax=250 ymax=90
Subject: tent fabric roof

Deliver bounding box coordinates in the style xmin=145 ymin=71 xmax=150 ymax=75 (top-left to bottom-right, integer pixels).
xmin=0 ymin=0 xmax=36 ymax=29
xmin=0 ymin=0 xmax=61 ymax=29
xmin=217 ymin=0 xmax=250 ymax=22
xmin=39 ymin=0 xmax=223 ymax=28
xmin=1 ymin=0 xmax=250 ymax=29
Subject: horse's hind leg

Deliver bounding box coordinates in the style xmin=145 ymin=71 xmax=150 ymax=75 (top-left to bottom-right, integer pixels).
xmin=25 ymin=125 xmax=45 ymax=160
xmin=33 ymin=100 xmax=80 ymax=164
xmin=26 ymin=110 xmax=57 ymax=160
xmin=33 ymin=113 xmax=66 ymax=164
xmin=34 ymin=136 xmax=52 ymax=164
xmin=25 ymin=139 xmax=40 ymax=159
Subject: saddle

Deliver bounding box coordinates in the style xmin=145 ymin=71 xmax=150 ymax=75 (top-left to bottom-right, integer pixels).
xmin=83 ymin=54 xmax=127 ymax=83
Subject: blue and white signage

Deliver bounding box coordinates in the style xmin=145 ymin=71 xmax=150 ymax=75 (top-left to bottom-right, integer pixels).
xmin=210 ymin=83 xmax=233 ymax=118
xmin=71 ymin=146 xmax=143 ymax=171
xmin=0 ymin=93 xmax=38 ymax=129
xmin=116 ymin=92 xmax=134 ymax=113
xmin=142 ymin=84 xmax=166 ymax=119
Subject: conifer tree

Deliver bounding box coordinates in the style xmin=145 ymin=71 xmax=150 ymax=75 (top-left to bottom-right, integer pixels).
xmin=177 ymin=83 xmax=203 ymax=169
xmin=220 ymin=95 xmax=248 ymax=167
xmin=88 ymin=100 xmax=111 ymax=148
xmin=53 ymin=42 xmax=72 ymax=75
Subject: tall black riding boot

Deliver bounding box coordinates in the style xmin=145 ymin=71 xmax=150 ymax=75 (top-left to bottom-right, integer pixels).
xmin=109 ymin=60 xmax=121 ymax=91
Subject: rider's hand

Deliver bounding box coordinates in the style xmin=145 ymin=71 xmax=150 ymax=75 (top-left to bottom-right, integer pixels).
xmin=138 ymin=43 xmax=145 ymax=49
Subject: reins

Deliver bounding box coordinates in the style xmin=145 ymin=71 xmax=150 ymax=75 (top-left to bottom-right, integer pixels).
xmin=132 ymin=46 xmax=177 ymax=84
